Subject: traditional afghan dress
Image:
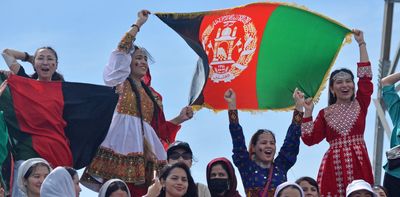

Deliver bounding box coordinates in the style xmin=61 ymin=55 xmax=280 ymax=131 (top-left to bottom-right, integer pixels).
xmin=81 ymin=33 xmax=181 ymax=195
xmin=301 ymin=62 xmax=374 ymax=197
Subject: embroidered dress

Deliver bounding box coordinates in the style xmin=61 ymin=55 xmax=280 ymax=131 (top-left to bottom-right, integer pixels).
xmin=229 ymin=109 xmax=303 ymax=197
xmin=81 ymin=33 xmax=180 ymax=192
xmin=301 ymin=62 xmax=373 ymax=197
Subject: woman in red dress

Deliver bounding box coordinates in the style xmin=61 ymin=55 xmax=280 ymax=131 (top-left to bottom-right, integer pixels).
xmin=301 ymin=29 xmax=373 ymax=197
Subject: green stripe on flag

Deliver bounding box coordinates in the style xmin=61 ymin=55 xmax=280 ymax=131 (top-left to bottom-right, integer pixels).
xmin=256 ymin=5 xmax=351 ymax=109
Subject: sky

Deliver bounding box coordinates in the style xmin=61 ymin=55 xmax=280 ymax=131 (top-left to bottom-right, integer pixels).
xmin=1 ymin=0 xmax=400 ymax=196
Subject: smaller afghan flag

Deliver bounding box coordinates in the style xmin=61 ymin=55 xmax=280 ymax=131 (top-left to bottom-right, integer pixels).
xmin=156 ymin=2 xmax=351 ymax=111
xmin=0 ymin=74 xmax=118 ymax=169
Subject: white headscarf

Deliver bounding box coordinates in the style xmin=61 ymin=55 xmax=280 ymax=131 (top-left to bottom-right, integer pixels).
xmin=40 ymin=166 xmax=76 ymax=197
xmin=17 ymin=158 xmax=51 ymax=194
xmin=274 ymin=181 xmax=305 ymax=197
xmin=98 ymin=179 xmax=131 ymax=197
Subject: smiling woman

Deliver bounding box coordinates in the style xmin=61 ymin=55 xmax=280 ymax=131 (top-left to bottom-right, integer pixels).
xmin=2 ymin=47 xmax=64 ymax=81
xmin=223 ymin=88 xmax=304 ymax=196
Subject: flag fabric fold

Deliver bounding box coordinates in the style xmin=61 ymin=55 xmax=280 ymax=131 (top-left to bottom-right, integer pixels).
xmin=0 ymin=74 xmax=118 ymax=169
xmin=156 ymin=2 xmax=351 ymax=111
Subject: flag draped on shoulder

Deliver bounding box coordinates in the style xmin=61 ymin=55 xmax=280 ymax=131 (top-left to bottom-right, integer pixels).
xmin=0 ymin=74 xmax=118 ymax=169
xmin=156 ymin=2 xmax=351 ymax=111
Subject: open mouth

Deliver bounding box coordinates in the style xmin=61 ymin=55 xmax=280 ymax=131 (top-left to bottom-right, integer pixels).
xmin=264 ymin=150 xmax=273 ymax=157
xmin=41 ymin=68 xmax=50 ymax=72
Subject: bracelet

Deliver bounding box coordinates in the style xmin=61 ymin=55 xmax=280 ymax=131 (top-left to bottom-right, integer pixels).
xmin=22 ymin=52 xmax=30 ymax=62
xmin=358 ymin=41 xmax=366 ymax=47
xmin=131 ymin=24 xmax=140 ymax=32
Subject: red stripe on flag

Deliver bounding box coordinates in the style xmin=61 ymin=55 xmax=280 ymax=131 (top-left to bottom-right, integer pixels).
xmin=8 ymin=75 xmax=72 ymax=167
xmin=199 ymin=3 xmax=279 ymax=110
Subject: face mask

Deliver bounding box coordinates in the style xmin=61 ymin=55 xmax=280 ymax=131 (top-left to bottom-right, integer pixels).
xmin=209 ymin=178 xmax=229 ymax=194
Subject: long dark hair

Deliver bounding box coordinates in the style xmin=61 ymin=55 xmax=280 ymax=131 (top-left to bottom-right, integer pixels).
xmin=296 ymin=176 xmax=320 ymax=194
xmin=105 ymin=181 xmax=129 ymax=197
xmin=159 ymin=162 xmax=198 ymax=197
xmin=328 ymin=68 xmax=354 ymax=105
xmin=32 ymin=46 xmax=64 ymax=81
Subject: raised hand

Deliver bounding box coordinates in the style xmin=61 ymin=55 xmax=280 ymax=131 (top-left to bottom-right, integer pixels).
xmin=178 ymin=106 xmax=194 ymax=122
xmin=352 ymin=29 xmax=365 ymax=45
xmin=292 ymin=88 xmax=304 ymax=112
xmin=144 ymin=178 xmax=162 ymax=197
xmin=303 ymin=98 xmax=314 ymax=118
xmin=224 ymin=88 xmax=237 ymax=110
xmin=136 ymin=10 xmax=151 ymax=27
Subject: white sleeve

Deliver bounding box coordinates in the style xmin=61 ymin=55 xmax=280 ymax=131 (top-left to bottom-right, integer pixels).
xmin=103 ymin=50 xmax=132 ymax=86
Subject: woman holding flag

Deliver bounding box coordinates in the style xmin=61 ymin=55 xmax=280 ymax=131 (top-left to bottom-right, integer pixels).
xmin=224 ymin=88 xmax=304 ymax=196
xmin=300 ymin=30 xmax=373 ymax=196
xmin=81 ymin=10 xmax=193 ymax=196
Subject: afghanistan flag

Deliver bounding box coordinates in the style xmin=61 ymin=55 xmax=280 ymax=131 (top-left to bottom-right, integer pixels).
xmin=0 ymin=74 xmax=118 ymax=169
xmin=156 ymin=2 xmax=351 ymax=110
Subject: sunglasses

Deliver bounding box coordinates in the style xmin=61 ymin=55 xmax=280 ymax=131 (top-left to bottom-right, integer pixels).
xmin=169 ymin=152 xmax=192 ymax=160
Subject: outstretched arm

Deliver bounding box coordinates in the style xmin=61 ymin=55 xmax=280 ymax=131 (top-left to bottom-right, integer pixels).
xmin=382 ymin=73 xmax=400 ymax=87
xmin=353 ymin=29 xmax=369 ymax=62
xmin=169 ymin=106 xmax=194 ymax=125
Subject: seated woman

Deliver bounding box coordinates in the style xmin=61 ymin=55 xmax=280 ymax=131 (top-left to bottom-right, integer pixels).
xmin=16 ymin=158 xmax=52 ymax=197
xmin=206 ymin=157 xmax=241 ymax=197
xmin=98 ymin=179 xmax=130 ymax=197
xmin=40 ymin=166 xmax=81 ymax=197
xmin=224 ymin=88 xmax=304 ymax=196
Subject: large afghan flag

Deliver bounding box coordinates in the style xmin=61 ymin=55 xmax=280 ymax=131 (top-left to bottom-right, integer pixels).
xmin=0 ymin=74 xmax=118 ymax=169
xmin=156 ymin=2 xmax=351 ymax=110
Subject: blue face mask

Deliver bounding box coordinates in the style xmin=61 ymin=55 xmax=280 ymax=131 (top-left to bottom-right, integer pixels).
xmin=208 ymin=178 xmax=229 ymax=194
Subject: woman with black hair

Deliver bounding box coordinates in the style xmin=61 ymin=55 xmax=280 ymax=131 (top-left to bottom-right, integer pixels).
xmin=301 ymin=30 xmax=373 ymax=196
xmin=144 ymin=162 xmax=198 ymax=197
xmin=2 ymin=47 xmax=64 ymax=81
xmin=98 ymin=179 xmax=130 ymax=197
xmin=81 ymin=10 xmax=193 ymax=197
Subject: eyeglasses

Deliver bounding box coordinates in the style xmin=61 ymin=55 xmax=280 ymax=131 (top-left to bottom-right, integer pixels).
xmin=169 ymin=152 xmax=192 ymax=160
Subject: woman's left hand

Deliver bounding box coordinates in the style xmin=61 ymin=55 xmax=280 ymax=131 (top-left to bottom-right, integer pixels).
xmin=178 ymin=106 xmax=194 ymax=122
xmin=0 ymin=80 xmax=8 ymax=96
xmin=352 ymin=29 xmax=365 ymax=44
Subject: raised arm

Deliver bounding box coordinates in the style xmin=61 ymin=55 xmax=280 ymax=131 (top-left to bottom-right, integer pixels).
xmin=382 ymin=72 xmax=400 ymax=87
xmin=2 ymin=48 xmax=33 ymax=74
xmin=103 ymin=10 xmax=150 ymax=86
xmin=352 ymin=29 xmax=369 ymax=63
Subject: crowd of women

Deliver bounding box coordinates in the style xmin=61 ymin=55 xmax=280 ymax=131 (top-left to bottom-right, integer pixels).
xmin=0 ymin=9 xmax=399 ymax=197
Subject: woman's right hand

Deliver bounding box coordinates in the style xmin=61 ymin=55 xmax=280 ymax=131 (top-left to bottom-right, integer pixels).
xmin=143 ymin=178 xmax=162 ymax=197
xmin=224 ymin=88 xmax=237 ymax=110
xmin=304 ymin=98 xmax=314 ymax=118
xmin=136 ymin=10 xmax=151 ymax=28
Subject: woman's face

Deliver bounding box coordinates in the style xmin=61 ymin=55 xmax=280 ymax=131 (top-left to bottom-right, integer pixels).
xmin=298 ymin=180 xmax=319 ymax=197
xmin=109 ymin=189 xmax=129 ymax=197
xmin=210 ymin=164 xmax=228 ymax=179
xmin=279 ymin=187 xmax=302 ymax=197
xmin=252 ymin=132 xmax=276 ymax=166
xmin=163 ymin=167 xmax=189 ymax=197
xmin=330 ymin=77 xmax=354 ymax=104
xmin=24 ymin=165 xmax=50 ymax=197
xmin=72 ymin=174 xmax=81 ymax=197
xmin=349 ymin=190 xmax=373 ymax=197
xmin=34 ymin=48 xmax=57 ymax=81
xmin=373 ymin=187 xmax=387 ymax=197
xmin=130 ymin=49 xmax=148 ymax=79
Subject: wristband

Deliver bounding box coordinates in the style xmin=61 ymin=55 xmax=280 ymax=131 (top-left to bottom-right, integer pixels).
xmin=22 ymin=52 xmax=30 ymax=62
xmin=131 ymin=24 xmax=140 ymax=32
xmin=358 ymin=41 xmax=366 ymax=47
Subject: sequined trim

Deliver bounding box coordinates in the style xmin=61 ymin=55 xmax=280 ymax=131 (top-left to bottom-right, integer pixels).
xmin=86 ymin=147 xmax=166 ymax=184
xmin=357 ymin=65 xmax=372 ymax=78
xmin=292 ymin=110 xmax=304 ymax=125
xmin=324 ymin=101 xmax=360 ymax=137
xmin=229 ymin=110 xmax=239 ymax=124
xmin=118 ymin=33 xmax=135 ymax=53
xmin=117 ymin=80 xmax=155 ymax=124
xmin=301 ymin=121 xmax=313 ymax=136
